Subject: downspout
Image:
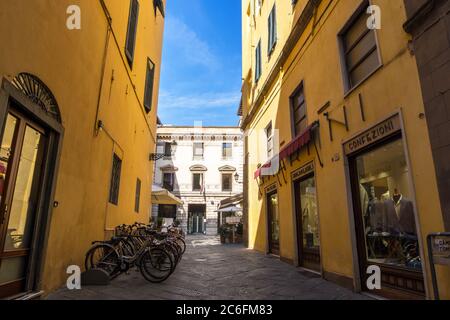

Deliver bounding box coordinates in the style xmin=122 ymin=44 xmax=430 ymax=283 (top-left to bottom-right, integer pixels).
xmin=95 ymin=0 xmax=112 ymax=137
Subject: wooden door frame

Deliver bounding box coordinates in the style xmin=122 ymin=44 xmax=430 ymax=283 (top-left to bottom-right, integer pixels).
xmin=0 ymin=112 xmax=48 ymax=297
xmin=294 ymin=173 xmax=321 ymax=271
xmin=0 ymin=78 xmax=64 ymax=297
xmin=266 ymin=190 xmax=279 ymax=256
xmin=347 ymin=131 xmax=425 ymax=299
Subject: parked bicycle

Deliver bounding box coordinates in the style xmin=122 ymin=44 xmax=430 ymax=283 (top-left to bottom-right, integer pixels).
xmin=85 ymin=222 xmax=186 ymax=283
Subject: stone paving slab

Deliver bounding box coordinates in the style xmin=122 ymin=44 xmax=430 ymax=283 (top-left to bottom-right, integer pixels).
xmin=47 ymin=236 xmax=371 ymax=300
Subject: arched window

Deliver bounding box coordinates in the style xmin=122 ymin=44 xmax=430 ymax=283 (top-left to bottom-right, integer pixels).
xmin=11 ymin=73 xmax=62 ymax=123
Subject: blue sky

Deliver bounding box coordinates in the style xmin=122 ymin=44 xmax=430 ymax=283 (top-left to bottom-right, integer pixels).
xmin=157 ymin=0 xmax=242 ymax=126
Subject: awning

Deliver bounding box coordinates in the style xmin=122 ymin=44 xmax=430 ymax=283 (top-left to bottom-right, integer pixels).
xmin=254 ymin=125 xmax=313 ymax=179
xmin=214 ymin=206 xmax=242 ymax=213
xmin=151 ymin=185 xmax=183 ymax=205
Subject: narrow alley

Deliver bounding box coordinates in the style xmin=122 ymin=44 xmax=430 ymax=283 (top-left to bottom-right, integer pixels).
xmin=48 ymin=236 xmax=369 ymax=300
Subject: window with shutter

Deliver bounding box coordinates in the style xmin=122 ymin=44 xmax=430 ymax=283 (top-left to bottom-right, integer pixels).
xmin=266 ymin=122 xmax=273 ymax=158
xmin=135 ymin=178 xmax=141 ymax=213
xmin=163 ymin=173 xmax=174 ymax=191
xmin=290 ymin=83 xmax=307 ymax=137
xmin=153 ymin=0 xmax=165 ymax=17
xmin=125 ymin=0 xmax=139 ymax=67
xmin=268 ymin=5 xmax=277 ymax=55
xmin=222 ymin=174 xmax=233 ymax=192
xmin=144 ymin=59 xmax=155 ymax=113
xmin=340 ymin=1 xmax=381 ymax=91
xmin=255 ymin=40 xmax=262 ymax=82
xmin=193 ymin=143 xmax=204 ymax=159
xmin=109 ymin=154 xmax=122 ymax=205
xmin=222 ymin=143 xmax=232 ymax=159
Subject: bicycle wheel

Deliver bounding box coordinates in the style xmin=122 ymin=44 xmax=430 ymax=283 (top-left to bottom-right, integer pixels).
xmin=176 ymin=237 xmax=186 ymax=255
xmin=85 ymin=244 xmax=121 ymax=279
xmin=139 ymin=248 xmax=173 ymax=283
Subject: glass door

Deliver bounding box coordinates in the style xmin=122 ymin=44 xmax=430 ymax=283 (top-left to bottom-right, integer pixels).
xmin=267 ymin=192 xmax=279 ymax=255
xmin=295 ymin=175 xmax=321 ymax=271
xmin=0 ymin=112 xmax=47 ymax=298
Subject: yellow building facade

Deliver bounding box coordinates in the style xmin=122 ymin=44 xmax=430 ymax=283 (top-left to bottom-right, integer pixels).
xmin=241 ymin=0 xmax=450 ymax=299
xmin=0 ymin=0 xmax=165 ymax=298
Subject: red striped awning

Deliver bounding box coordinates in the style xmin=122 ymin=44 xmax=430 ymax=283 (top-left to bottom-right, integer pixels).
xmin=279 ymin=125 xmax=313 ymax=161
xmin=254 ymin=125 xmax=313 ymax=179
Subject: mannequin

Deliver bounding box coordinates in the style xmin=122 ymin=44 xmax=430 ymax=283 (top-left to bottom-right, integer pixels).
xmin=384 ymin=188 xmax=416 ymax=235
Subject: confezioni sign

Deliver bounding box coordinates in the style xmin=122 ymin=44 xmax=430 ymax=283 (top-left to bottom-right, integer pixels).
xmin=344 ymin=115 xmax=401 ymax=155
xmin=292 ymin=162 xmax=315 ymax=181
xmin=265 ymin=183 xmax=277 ymax=194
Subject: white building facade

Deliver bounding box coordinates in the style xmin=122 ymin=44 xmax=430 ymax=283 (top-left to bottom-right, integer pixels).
xmin=152 ymin=126 xmax=244 ymax=235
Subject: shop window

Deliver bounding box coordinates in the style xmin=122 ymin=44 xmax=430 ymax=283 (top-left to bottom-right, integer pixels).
xmin=109 ymin=153 xmax=122 ymax=205
xmin=163 ymin=172 xmax=174 ymax=191
xmin=290 ymin=83 xmax=307 ymax=137
xmin=193 ymin=173 xmax=203 ymax=191
xmin=222 ymin=173 xmax=233 ymax=192
xmin=125 ymin=0 xmax=139 ymax=68
xmin=355 ymin=138 xmax=421 ymax=271
xmin=299 ymin=176 xmax=319 ymax=250
xmin=222 ymin=142 xmax=232 ymax=159
xmin=144 ymin=59 xmax=155 ymax=112
xmin=339 ymin=1 xmax=381 ymax=91
xmin=135 ymin=178 xmax=141 ymax=213
xmin=158 ymin=205 xmax=177 ymax=219
xmin=193 ymin=142 xmax=204 ymax=160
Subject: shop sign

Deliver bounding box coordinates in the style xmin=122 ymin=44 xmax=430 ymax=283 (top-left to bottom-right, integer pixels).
xmin=226 ymin=217 xmax=241 ymax=224
xmin=265 ymin=183 xmax=277 ymax=194
xmin=292 ymin=162 xmax=315 ymax=181
xmin=344 ymin=115 xmax=401 ymax=155
xmin=431 ymin=236 xmax=450 ymax=266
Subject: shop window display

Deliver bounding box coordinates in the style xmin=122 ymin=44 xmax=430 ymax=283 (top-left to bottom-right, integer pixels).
xmin=356 ymin=139 xmax=422 ymax=271
xmin=299 ymin=177 xmax=320 ymax=250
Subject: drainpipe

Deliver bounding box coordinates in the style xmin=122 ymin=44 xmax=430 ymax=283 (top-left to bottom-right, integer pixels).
xmin=95 ymin=0 xmax=112 ymax=137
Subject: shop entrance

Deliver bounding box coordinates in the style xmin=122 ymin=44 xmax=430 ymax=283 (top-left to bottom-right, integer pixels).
xmin=294 ymin=173 xmax=320 ymax=272
xmin=267 ymin=191 xmax=279 ymax=255
xmin=349 ymin=133 xmax=425 ymax=299
xmin=188 ymin=204 xmax=206 ymax=234
xmin=0 ymin=111 xmax=48 ymax=298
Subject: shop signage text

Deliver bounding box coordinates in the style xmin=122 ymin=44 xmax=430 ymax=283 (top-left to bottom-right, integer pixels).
xmin=292 ymin=162 xmax=315 ymax=181
xmin=344 ymin=115 xmax=401 ymax=155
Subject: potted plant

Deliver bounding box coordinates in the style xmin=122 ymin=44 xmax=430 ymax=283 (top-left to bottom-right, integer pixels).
xmin=219 ymin=224 xmax=232 ymax=244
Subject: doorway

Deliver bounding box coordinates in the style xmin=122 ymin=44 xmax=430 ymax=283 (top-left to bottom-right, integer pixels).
xmin=188 ymin=204 xmax=206 ymax=234
xmin=267 ymin=191 xmax=279 ymax=255
xmin=0 ymin=111 xmax=47 ymax=298
xmin=349 ymin=134 xmax=425 ymax=299
xmin=294 ymin=173 xmax=321 ymax=272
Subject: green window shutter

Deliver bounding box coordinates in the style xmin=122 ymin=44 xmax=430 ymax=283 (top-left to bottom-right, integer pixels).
xmin=144 ymin=59 xmax=155 ymax=113
xmin=125 ymin=0 xmax=139 ymax=67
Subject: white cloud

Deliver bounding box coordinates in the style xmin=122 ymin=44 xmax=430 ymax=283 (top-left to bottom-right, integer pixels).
xmin=165 ymin=17 xmax=219 ymax=70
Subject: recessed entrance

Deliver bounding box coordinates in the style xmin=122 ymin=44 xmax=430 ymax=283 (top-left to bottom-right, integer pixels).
xmin=188 ymin=204 xmax=206 ymax=234
xmin=294 ymin=173 xmax=321 ymax=272
xmin=0 ymin=75 xmax=63 ymax=299
xmin=0 ymin=111 xmax=48 ymax=298
xmin=267 ymin=191 xmax=279 ymax=255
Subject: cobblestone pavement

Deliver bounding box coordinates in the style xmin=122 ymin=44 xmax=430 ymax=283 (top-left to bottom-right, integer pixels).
xmin=47 ymin=235 xmax=370 ymax=300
